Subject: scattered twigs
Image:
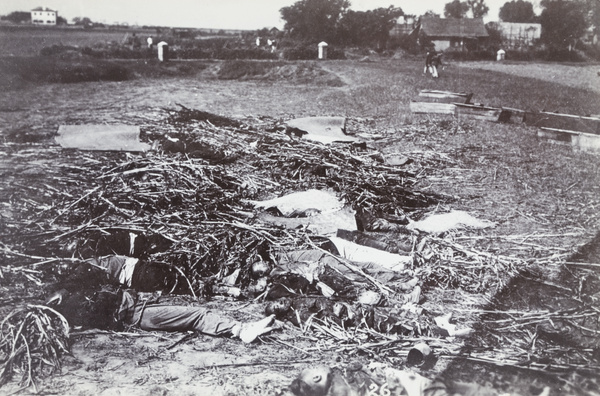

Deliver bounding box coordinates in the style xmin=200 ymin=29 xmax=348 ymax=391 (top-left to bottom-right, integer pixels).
xmin=564 ymin=261 xmax=600 ymax=268
xmin=49 ymin=186 xmax=101 ymax=225
xmin=458 ymin=354 xmax=600 ymax=375
xmin=0 ymin=305 xmax=70 ymax=389
xmin=166 ymin=332 xmax=194 ymax=350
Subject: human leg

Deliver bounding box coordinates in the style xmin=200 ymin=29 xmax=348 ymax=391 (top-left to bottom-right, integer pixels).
xmin=139 ymin=305 xmax=276 ymax=342
xmin=139 ymin=305 xmax=238 ymax=336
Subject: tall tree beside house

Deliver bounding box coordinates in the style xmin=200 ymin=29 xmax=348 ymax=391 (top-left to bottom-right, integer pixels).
xmin=280 ymin=0 xmax=350 ymax=43
xmin=499 ymin=0 xmax=537 ymax=22
xmin=337 ymin=10 xmax=371 ymax=45
xmin=424 ymin=10 xmax=441 ymax=18
xmin=586 ymin=0 xmax=600 ymax=38
xmin=444 ymin=0 xmax=469 ymax=18
xmin=467 ymin=0 xmax=490 ymax=18
xmin=1 ymin=11 xmax=30 ymax=23
xmin=540 ymin=0 xmax=587 ymax=49
xmin=360 ymin=6 xmax=404 ymax=49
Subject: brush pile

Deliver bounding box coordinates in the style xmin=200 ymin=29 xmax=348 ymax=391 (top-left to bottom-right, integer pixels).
xmin=1 ymin=106 xmax=441 ymax=286
xmin=0 ymin=305 xmax=69 ymax=391
xmin=4 ymin=106 xmax=599 ymax=393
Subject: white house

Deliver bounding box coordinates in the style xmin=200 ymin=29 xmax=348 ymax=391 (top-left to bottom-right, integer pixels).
xmin=496 ymin=22 xmax=541 ymax=48
xmin=417 ymin=17 xmax=489 ymax=52
xmin=31 ymin=7 xmax=57 ymax=25
xmin=390 ymin=15 xmax=416 ymax=37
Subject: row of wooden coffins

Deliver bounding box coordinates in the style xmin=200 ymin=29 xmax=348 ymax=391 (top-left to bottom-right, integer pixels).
xmin=410 ymin=89 xmax=600 ymax=153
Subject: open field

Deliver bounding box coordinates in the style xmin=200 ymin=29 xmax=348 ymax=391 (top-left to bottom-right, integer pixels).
xmin=0 ymin=25 xmax=243 ymax=57
xmin=1 ymin=54 xmax=600 ymax=396
xmin=459 ymin=60 xmax=600 ymax=97
xmin=0 ymin=26 xmax=141 ymax=56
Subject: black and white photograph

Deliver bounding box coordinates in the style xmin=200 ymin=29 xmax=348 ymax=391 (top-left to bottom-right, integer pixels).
xmin=0 ymin=0 xmax=599 ymax=394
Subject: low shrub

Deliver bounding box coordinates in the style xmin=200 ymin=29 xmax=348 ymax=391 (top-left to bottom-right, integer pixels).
xmin=174 ymin=47 xmax=277 ymax=60
xmin=542 ymin=48 xmax=586 ymax=62
xmin=582 ymin=45 xmax=600 ymax=61
xmin=282 ymin=45 xmax=317 ymax=60
xmin=281 ymin=44 xmax=346 ymax=60
xmin=501 ymin=48 xmax=587 ymax=62
xmin=504 ymin=50 xmax=536 ymax=61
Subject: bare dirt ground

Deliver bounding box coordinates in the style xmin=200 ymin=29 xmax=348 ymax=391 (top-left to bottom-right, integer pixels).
xmin=1 ymin=58 xmax=600 ymax=396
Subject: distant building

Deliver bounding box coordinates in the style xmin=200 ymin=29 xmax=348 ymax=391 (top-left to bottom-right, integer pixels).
xmin=416 ymin=17 xmax=489 ymax=51
xmin=583 ymin=26 xmax=598 ymax=46
xmin=31 ymin=6 xmax=57 ymax=25
xmin=390 ymin=15 xmax=416 ymax=37
xmin=491 ymin=22 xmax=541 ymax=49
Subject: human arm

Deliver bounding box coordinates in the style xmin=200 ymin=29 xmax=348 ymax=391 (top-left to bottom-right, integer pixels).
xmin=232 ymin=314 xmax=277 ymax=343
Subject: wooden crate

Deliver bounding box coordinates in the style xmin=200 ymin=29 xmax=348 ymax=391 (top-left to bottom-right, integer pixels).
xmin=454 ymin=103 xmax=502 ymax=122
xmin=525 ymin=111 xmax=600 ymax=135
xmin=409 ymin=101 xmax=456 ymax=115
xmin=418 ymin=90 xmax=473 ymax=104
xmin=539 ymin=127 xmax=600 ymax=153
xmin=498 ymin=107 xmax=526 ymax=123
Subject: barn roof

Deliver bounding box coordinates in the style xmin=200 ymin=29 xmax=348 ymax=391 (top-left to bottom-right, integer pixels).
xmin=420 ymin=17 xmax=488 ymax=38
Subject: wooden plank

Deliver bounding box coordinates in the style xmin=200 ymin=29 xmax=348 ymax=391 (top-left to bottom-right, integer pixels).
xmin=410 ymin=101 xmax=456 ymax=115
xmin=524 ymin=111 xmax=600 ymax=135
xmin=539 ymin=127 xmax=600 ymax=153
xmin=537 ymin=128 xmax=573 ymax=144
xmin=498 ymin=107 xmax=526 ymax=123
xmin=454 ymin=103 xmax=502 ymax=122
xmin=418 ymin=90 xmax=473 ymax=104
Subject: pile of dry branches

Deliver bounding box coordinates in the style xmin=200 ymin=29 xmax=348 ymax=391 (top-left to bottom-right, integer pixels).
xmin=4 ymin=107 xmax=598 ymax=389
xmin=1 ymin=107 xmax=440 ymax=285
xmin=0 ymin=305 xmax=70 ymax=391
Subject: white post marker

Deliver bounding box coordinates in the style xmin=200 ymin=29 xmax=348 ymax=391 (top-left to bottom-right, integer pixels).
xmin=318 ymin=41 xmax=328 ymax=60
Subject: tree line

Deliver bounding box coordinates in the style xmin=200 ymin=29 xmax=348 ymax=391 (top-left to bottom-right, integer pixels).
xmin=1 ymin=0 xmax=597 ymax=53
xmin=279 ymin=0 xmax=598 ymax=51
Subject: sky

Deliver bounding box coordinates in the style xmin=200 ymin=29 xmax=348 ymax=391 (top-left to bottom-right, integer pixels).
xmin=0 ymin=0 xmax=537 ymax=30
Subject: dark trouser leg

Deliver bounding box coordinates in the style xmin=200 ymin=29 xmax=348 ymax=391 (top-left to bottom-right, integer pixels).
xmin=139 ymin=305 xmax=239 ymax=336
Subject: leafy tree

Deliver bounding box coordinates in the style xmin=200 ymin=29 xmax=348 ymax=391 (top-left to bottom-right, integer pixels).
xmin=72 ymin=17 xmax=93 ymax=26
xmin=499 ymin=0 xmax=537 ymax=22
xmin=485 ymin=22 xmax=504 ymax=47
xmin=280 ymin=0 xmax=350 ymax=43
xmin=338 ymin=6 xmax=403 ymax=48
xmin=540 ymin=0 xmax=587 ymax=49
xmin=370 ymin=7 xmax=404 ymax=49
xmin=467 ymin=0 xmax=489 ymax=18
xmin=444 ymin=0 xmax=469 ymax=18
xmin=1 ymin=11 xmax=31 ymax=23
xmin=337 ymin=10 xmax=371 ymax=45
xmin=423 ymin=10 xmax=441 ymax=18
xmin=586 ymin=0 xmax=600 ymax=36
xmin=57 ymin=16 xmax=68 ymax=25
